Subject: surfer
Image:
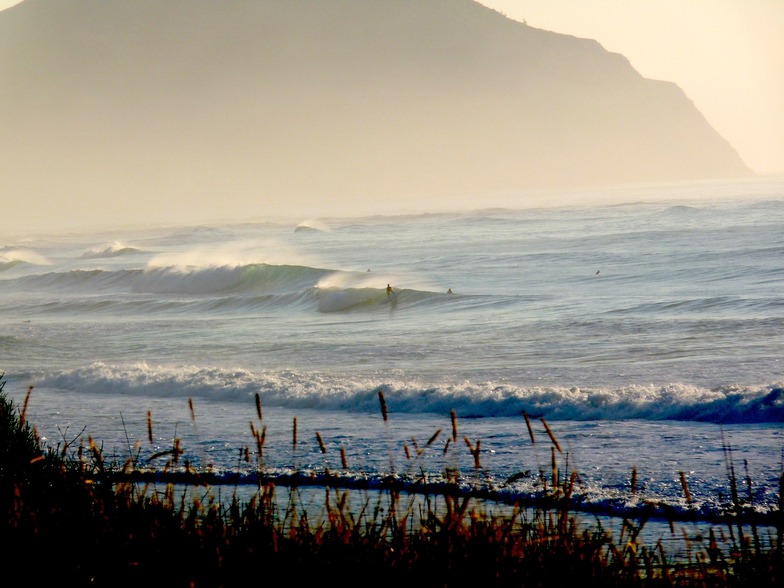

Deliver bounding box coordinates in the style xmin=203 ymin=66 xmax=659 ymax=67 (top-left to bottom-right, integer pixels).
xmin=447 ymin=288 xmax=453 ymax=294
xmin=386 ymin=284 xmax=394 ymax=297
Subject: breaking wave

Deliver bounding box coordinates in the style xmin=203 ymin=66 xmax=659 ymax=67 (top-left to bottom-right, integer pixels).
xmin=28 ymin=362 xmax=784 ymax=424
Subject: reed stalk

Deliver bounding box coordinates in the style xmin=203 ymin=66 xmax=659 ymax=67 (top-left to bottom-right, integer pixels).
xmin=0 ymin=375 xmax=780 ymax=587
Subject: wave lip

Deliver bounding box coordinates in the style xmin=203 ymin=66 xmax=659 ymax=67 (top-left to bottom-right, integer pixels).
xmin=81 ymin=241 xmax=145 ymax=258
xmin=0 ymin=247 xmax=51 ymax=271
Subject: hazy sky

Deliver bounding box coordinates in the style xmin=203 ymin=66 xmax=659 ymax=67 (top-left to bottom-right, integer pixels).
xmin=1 ymin=0 xmax=782 ymax=176
xmin=477 ymin=0 xmax=784 ymax=176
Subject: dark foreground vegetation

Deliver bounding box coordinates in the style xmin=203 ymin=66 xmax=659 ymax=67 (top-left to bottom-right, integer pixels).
xmin=1 ymin=375 xmax=781 ymax=587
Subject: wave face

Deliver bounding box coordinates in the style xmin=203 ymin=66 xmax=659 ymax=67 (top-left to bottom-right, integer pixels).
xmin=7 ymin=264 xmax=333 ymax=296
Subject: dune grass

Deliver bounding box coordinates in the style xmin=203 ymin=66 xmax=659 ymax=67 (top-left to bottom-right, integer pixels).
xmin=1 ymin=374 xmax=781 ymax=586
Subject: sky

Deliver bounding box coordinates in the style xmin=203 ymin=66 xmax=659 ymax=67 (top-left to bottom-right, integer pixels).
xmin=476 ymin=0 xmax=784 ymax=176
xmin=2 ymin=0 xmax=781 ymax=178
xmin=1 ymin=0 xmax=782 ymax=238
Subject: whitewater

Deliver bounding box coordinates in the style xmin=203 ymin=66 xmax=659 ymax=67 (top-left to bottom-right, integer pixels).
xmin=1 ymin=177 xmax=783 ymax=531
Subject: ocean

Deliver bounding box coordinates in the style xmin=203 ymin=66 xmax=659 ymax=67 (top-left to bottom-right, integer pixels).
xmin=2 ymin=177 xmax=783 ymax=536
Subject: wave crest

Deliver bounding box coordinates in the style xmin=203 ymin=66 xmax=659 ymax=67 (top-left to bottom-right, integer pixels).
xmin=81 ymin=241 xmax=144 ymax=258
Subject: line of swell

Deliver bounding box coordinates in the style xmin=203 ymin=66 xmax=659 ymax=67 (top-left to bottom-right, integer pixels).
xmin=32 ymin=365 xmax=784 ymax=424
xmin=7 ymin=263 xmax=337 ymax=296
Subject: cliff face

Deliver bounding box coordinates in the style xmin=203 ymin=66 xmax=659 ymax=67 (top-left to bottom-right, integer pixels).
xmin=0 ymin=0 xmax=752 ymax=227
